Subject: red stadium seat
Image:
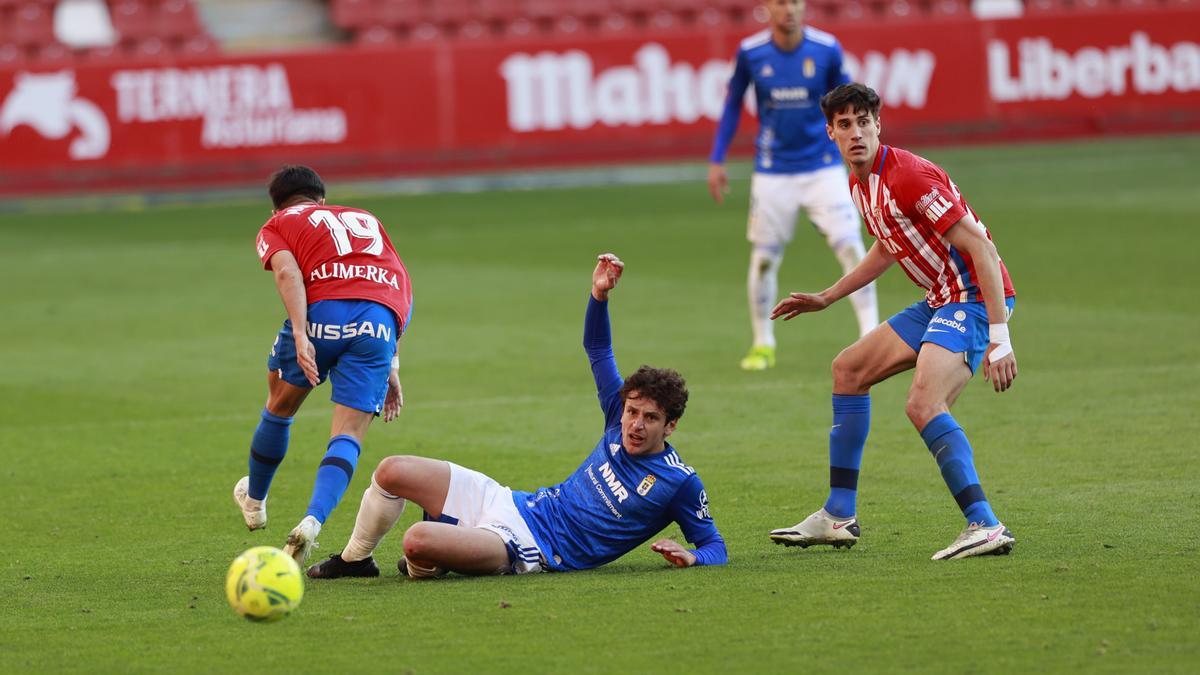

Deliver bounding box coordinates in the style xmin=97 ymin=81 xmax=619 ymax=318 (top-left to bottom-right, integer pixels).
xmin=476 ymin=0 xmax=521 ymax=22
xmin=33 ymin=41 xmax=72 ymax=63
xmin=79 ymin=42 xmax=124 ymax=61
xmin=885 ymin=0 xmax=918 ymax=20
xmin=0 ymin=42 xmax=27 ymax=66
xmin=157 ymin=0 xmax=202 ymax=39
xmin=408 ymin=21 xmax=441 ymax=41
xmin=379 ymin=1 xmax=419 ymax=29
xmin=353 ymin=24 xmax=397 ymax=44
xmin=928 ymin=0 xmax=968 ymax=17
xmin=430 ymin=0 xmax=471 ymax=27
xmin=176 ymin=34 xmax=216 ymax=56
xmin=11 ymin=2 xmax=55 ymax=46
xmin=502 ymin=15 xmax=535 ymax=37
xmin=330 ymin=0 xmax=379 ymax=30
xmin=109 ymin=0 xmax=156 ymax=40
xmin=131 ymin=35 xmax=165 ymax=57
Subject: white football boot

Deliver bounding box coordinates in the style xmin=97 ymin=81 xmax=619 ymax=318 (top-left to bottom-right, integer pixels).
xmin=232 ymin=476 xmax=267 ymax=531
xmin=282 ymin=515 xmax=322 ymax=565
xmin=931 ymin=522 xmax=1015 ymax=560
xmin=769 ymin=508 xmax=860 ymax=549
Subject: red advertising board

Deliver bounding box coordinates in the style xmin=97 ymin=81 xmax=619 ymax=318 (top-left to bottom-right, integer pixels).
xmin=0 ymin=8 xmax=1197 ymax=195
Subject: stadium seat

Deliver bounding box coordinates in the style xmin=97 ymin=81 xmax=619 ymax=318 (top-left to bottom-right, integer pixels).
xmin=131 ymin=35 xmax=165 ymax=57
xmin=1023 ymin=0 xmax=1060 ymax=13
xmin=10 ymin=3 xmax=55 ymax=46
xmin=108 ymin=0 xmax=156 ymax=40
xmin=33 ymin=40 xmax=72 ymax=63
xmin=930 ymin=0 xmax=969 ymax=16
xmin=885 ymin=0 xmax=918 ymax=19
xmin=379 ymin=1 xmax=419 ymax=30
xmin=330 ymin=0 xmax=378 ymax=30
xmin=353 ymin=24 xmax=397 ymax=44
xmin=176 ymin=34 xmax=216 ymax=55
xmin=430 ymin=0 xmax=471 ymax=27
xmin=0 ymin=42 xmax=27 ymax=66
xmin=408 ymin=21 xmax=441 ymax=41
xmin=157 ymin=0 xmax=202 ymax=40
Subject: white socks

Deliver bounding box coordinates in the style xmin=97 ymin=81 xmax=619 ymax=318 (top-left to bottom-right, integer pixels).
xmin=340 ymin=476 xmax=406 ymax=562
xmin=833 ymin=239 xmax=879 ymax=338
xmin=748 ymin=247 xmax=783 ymax=348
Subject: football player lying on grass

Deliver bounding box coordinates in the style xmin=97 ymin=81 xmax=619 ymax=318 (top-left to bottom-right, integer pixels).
xmin=308 ymin=253 xmax=728 ymax=579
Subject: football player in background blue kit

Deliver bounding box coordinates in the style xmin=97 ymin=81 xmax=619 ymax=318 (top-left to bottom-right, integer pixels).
xmin=307 ymin=253 xmax=727 ymax=579
xmin=708 ymin=0 xmax=878 ymax=371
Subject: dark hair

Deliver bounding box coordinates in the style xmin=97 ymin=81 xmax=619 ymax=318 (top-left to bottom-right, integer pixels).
xmin=819 ymin=83 xmax=882 ymax=124
xmin=268 ymin=165 xmax=325 ymax=209
xmin=619 ymin=365 xmax=689 ymax=422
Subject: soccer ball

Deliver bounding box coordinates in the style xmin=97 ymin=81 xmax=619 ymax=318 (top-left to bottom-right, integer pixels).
xmin=225 ymin=546 xmax=304 ymax=622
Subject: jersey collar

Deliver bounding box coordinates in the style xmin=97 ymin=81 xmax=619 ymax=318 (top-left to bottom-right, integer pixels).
xmin=871 ymin=145 xmax=890 ymax=176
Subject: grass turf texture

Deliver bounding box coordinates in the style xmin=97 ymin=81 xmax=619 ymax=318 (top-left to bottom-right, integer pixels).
xmin=1 ymin=136 xmax=1197 ymax=673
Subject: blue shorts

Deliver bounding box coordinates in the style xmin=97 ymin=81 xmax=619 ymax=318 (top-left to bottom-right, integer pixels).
xmin=887 ymin=297 xmax=1016 ymax=373
xmin=267 ymin=299 xmax=398 ymax=414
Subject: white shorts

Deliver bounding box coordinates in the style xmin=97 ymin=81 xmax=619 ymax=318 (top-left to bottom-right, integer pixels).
xmin=747 ymin=166 xmax=863 ymax=249
xmin=439 ymin=462 xmax=544 ymax=575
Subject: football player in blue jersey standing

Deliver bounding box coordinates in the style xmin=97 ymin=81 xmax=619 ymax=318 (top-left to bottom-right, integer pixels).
xmin=307 ymin=253 xmax=727 ymax=579
xmin=709 ymin=0 xmax=878 ymax=370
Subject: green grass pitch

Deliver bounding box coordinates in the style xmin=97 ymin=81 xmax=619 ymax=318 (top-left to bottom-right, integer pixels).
xmin=1 ymin=136 xmax=1197 ymax=673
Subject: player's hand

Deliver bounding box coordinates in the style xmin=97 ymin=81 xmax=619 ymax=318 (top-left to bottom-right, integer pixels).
xmin=591 ymin=253 xmax=625 ymax=301
xmin=383 ymin=370 xmax=404 ymax=422
xmin=770 ymin=292 xmax=831 ymax=320
xmin=651 ymin=539 xmax=697 ymax=568
xmin=982 ymin=344 xmax=1017 ymax=393
xmin=293 ymin=334 xmax=319 ymax=387
xmin=707 ymin=163 xmax=729 ymax=204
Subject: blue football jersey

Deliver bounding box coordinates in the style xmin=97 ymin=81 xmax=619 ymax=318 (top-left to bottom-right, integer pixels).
xmin=511 ymin=297 xmax=725 ymax=572
xmin=710 ymin=26 xmax=850 ymax=174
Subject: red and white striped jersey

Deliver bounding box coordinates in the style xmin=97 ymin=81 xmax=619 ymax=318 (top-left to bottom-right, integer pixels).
xmin=849 ymin=145 xmax=1015 ymax=308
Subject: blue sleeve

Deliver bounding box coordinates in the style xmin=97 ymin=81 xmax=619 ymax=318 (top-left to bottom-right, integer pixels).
xmin=669 ymin=474 xmax=728 ymax=567
xmin=829 ymin=43 xmax=851 ymax=91
xmin=583 ymin=295 xmax=623 ymax=429
xmin=708 ymin=50 xmax=752 ymax=164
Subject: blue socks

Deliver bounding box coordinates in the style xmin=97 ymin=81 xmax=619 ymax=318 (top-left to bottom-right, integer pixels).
xmin=823 ymin=394 xmax=870 ymax=518
xmin=920 ymin=413 xmax=999 ymax=527
xmin=305 ymin=434 xmax=362 ymax=524
xmin=248 ymin=409 xmax=293 ymax=500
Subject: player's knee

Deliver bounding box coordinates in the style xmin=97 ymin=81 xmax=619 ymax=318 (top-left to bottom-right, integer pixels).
xmin=904 ymin=393 xmax=945 ymax=430
xmin=831 ymin=349 xmax=867 ymax=392
xmin=402 ymin=522 xmax=437 ymax=559
xmin=373 ymin=455 xmax=415 ymax=494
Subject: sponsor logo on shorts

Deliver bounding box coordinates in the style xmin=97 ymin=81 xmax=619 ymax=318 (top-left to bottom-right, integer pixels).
xmin=954 ymin=310 xmax=967 ymax=321
xmin=305 ymin=321 xmax=393 ymax=341
xmin=930 ymin=315 xmax=968 ymax=334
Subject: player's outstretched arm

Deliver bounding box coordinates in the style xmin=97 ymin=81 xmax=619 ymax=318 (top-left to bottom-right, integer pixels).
xmin=943 ymin=216 xmax=1017 ymax=392
xmin=591 ymin=252 xmax=624 ymax=300
xmin=269 ymin=250 xmax=318 ymax=386
xmin=772 ymin=241 xmax=894 ymax=321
